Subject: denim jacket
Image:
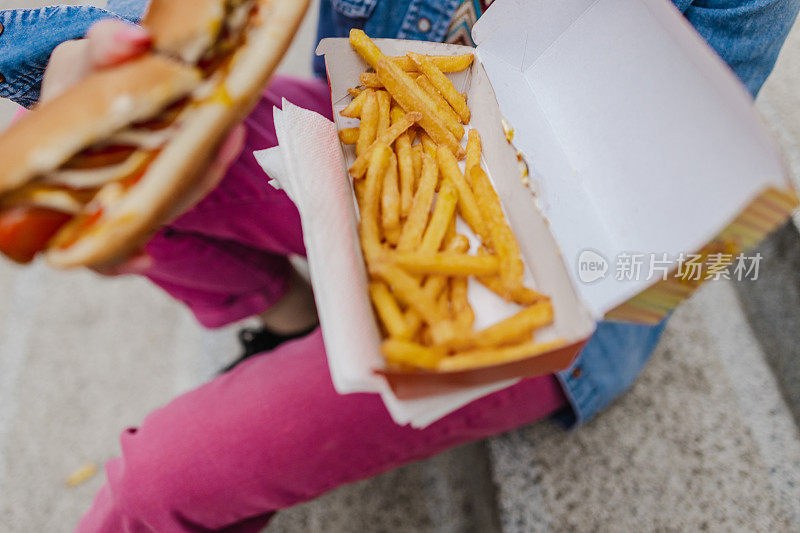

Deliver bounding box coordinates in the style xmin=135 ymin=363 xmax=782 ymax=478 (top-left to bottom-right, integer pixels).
xmin=0 ymin=0 xmax=798 ymax=425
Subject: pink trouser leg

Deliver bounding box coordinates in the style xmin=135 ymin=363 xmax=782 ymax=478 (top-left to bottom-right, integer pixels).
xmin=77 ymin=330 xmax=566 ymax=532
xmin=143 ymin=77 xmax=333 ymax=328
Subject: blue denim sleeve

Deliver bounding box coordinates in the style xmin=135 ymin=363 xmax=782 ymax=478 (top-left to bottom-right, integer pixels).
xmin=685 ymin=0 xmax=800 ymax=97
xmin=315 ymin=0 xmax=459 ymax=77
xmin=0 ymin=3 xmax=146 ymax=108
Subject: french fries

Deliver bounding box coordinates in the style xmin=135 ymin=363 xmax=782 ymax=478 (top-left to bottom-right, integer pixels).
xmin=350 ymin=29 xmax=387 ymax=70
xmin=341 ymin=88 xmax=371 ymax=119
xmin=360 ymin=143 xmax=392 ymax=262
xmin=390 ymin=53 xmax=474 ymax=73
xmin=438 ymin=145 xmax=488 ymax=242
xmin=391 ymin=251 xmax=501 ymax=277
xmin=376 ymin=58 xmax=466 ymax=159
xmin=450 ymin=301 xmax=554 ymax=350
xmin=408 ymin=52 xmax=471 ymax=123
xmin=437 ymin=339 xmax=567 ymax=372
xmin=419 ymin=182 xmax=458 ymax=254
xmin=415 ymin=75 xmax=465 ymax=140
xmin=350 ymin=111 xmax=421 ymax=178
xmin=382 ymin=339 xmax=444 ymax=370
xmin=370 ymin=282 xmax=412 ymax=340
xmin=338 ymin=32 xmax=559 ymax=372
xmin=477 ymin=274 xmax=547 ymax=305
xmin=420 ymin=131 xmax=438 ymax=160
xmin=392 ymin=107 xmax=416 ymax=217
xmin=450 ymin=277 xmax=474 ymax=331
xmin=359 ymin=72 xmax=382 ymax=88
xmin=339 ymin=127 xmax=359 ymax=145
xmin=411 ymin=144 xmax=423 ymax=185
xmin=356 ymin=91 xmax=379 ymax=156
xmin=471 ymin=165 xmax=525 ymax=289
xmin=376 ymin=91 xmax=392 ymax=136
xmin=397 ymin=153 xmax=438 ymax=252
xmin=382 ymin=154 xmax=401 ymax=243
xmin=465 ymin=129 xmax=482 ymax=183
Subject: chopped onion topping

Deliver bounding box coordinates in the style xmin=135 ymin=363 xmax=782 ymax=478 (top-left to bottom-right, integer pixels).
xmin=42 ymin=150 xmax=152 ymax=189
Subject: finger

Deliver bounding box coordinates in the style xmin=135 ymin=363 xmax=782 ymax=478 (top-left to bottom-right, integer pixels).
xmin=86 ymin=19 xmax=151 ymax=69
xmin=92 ymin=250 xmax=153 ymax=277
xmin=161 ymin=125 xmax=248 ymax=222
xmin=197 ymin=125 xmax=247 ymax=193
xmin=215 ymin=124 xmax=248 ymax=169
xmin=41 ymin=40 xmax=92 ymax=103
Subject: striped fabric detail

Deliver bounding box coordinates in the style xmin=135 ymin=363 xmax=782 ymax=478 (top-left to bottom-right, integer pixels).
xmin=444 ymin=0 xmax=495 ymax=45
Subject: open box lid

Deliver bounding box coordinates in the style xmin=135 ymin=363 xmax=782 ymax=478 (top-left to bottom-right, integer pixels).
xmin=472 ymin=0 xmax=795 ymax=319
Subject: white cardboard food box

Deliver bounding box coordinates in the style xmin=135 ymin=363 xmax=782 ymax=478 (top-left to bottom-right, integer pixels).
xmin=258 ymin=0 xmax=797 ymax=426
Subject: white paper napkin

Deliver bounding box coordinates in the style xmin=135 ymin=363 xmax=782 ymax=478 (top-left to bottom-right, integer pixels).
xmin=253 ymin=100 xmax=516 ymax=428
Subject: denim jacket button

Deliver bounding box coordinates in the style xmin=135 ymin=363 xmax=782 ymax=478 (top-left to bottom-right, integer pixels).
xmin=571 ymin=366 xmax=583 ymax=379
xmin=416 ymin=17 xmax=432 ymax=33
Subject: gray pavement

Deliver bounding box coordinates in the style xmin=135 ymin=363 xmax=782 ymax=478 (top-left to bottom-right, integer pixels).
xmin=1 ymin=1 xmax=800 ymax=532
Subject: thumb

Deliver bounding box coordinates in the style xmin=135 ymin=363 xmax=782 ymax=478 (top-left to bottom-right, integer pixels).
xmin=86 ymin=19 xmax=152 ymax=69
xmin=92 ymin=250 xmax=154 ymax=277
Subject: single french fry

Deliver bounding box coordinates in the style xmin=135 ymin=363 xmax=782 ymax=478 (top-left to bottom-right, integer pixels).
xmin=465 ymin=129 xmax=482 ymax=184
xmin=397 ymin=152 xmax=438 ymax=252
xmin=353 ymin=178 xmax=366 ymax=209
xmin=450 ymin=277 xmax=474 ymax=331
xmin=341 ymin=88 xmax=371 ymax=119
xmin=348 ymin=87 xmax=364 ymax=97
xmin=350 ymin=112 xmax=421 ymax=178
xmin=392 ymin=251 xmax=500 ymax=277
xmin=438 ymin=339 xmax=568 ymax=372
xmin=411 ymin=144 xmax=423 ymax=188
xmin=356 ymin=91 xmax=379 ymax=157
xmin=350 ymin=29 xmax=387 ymax=70
xmin=415 ymin=74 xmax=464 ymax=139
xmin=437 ymin=289 xmax=451 ymax=318
xmin=444 ymin=206 xmax=457 ymax=243
xmin=382 ymin=339 xmax=445 ymax=370
xmin=65 ymin=462 xmax=98 ymax=487
xmin=376 ymin=59 xmax=465 ymax=159
xmin=371 ymin=263 xmax=456 ymax=344
xmin=360 ymin=144 xmax=392 ymax=262
xmin=408 ymin=52 xmax=471 ymax=123
xmin=452 ymin=300 xmax=554 ymax=350
xmin=382 ymin=153 xmax=401 ymax=240
xmin=376 ymin=90 xmax=392 ymax=136
xmin=438 ymin=145 xmax=488 ymax=241
xmin=471 ymin=166 xmax=524 ymax=288
xmin=360 ymin=72 xmax=383 ymax=88
xmin=391 ymin=53 xmax=474 ymax=73
xmin=393 ymin=109 xmax=416 ymax=217
xmin=420 ymin=131 xmax=438 ymax=160
xmin=370 ymin=282 xmax=412 ymax=340
xmin=419 ymin=181 xmax=458 ymax=254
xmin=395 ymin=140 xmax=416 ymax=218
xmin=445 ymin=233 xmax=471 ymax=254
xmin=339 ymin=127 xmax=360 ymax=145
xmin=477 ymin=274 xmax=548 ymax=305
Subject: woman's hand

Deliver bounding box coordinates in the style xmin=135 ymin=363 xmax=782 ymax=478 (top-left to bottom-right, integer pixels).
xmin=40 ymin=19 xmax=246 ymax=275
xmin=42 ymin=19 xmax=152 ymax=103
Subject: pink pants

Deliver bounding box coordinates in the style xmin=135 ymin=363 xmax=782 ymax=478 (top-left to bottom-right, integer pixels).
xmin=77 ymin=77 xmax=567 ymax=532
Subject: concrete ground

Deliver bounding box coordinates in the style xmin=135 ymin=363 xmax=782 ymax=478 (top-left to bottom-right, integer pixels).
xmin=1 ymin=1 xmax=800 ymax=532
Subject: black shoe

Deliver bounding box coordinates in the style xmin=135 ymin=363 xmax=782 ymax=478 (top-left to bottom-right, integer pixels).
xmin=221 ymin=325 xmax=316 ymax=373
